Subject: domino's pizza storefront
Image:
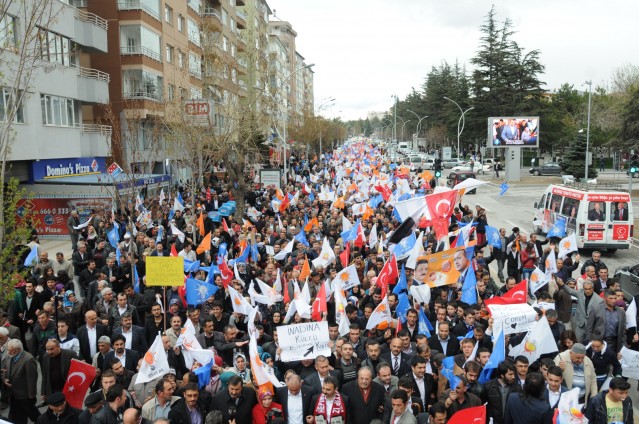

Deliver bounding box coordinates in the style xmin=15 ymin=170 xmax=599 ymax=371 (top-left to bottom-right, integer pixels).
xmin=17 ymin=157 xmax=171 ymax=239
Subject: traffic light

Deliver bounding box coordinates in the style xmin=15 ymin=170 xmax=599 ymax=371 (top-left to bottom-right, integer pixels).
xmin=435 ymin=170 xmax=442 ymax=178
xmin=631 ymin=162 xmax=638 ymax=173
xmin=434 ymin=159 xmax=442 ymax=179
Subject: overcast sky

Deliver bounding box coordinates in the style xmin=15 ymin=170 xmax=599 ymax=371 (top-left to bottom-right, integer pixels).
xmin=268 ymin=0 xmax=639 ymax=121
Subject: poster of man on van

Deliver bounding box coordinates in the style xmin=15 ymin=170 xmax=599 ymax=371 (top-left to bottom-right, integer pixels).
xmin=490 ymin=117 xmax=539 ymax=147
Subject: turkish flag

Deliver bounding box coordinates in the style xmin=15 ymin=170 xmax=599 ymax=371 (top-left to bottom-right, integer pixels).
xmin=170 ymin=244 xmax=178 ymax=257
xmin=340 ymin=242 xmax=351 ymax=268
xmin=374 ymin=184 xmax=392 ymax=202
xmin=311 ymin=281 xmax=327 ymax=322
xmin=377 ymin=255 xmax=399 ymax=297
xmin=354 ymin=223 xmax=366 ymax=248
xmin=63 ymin=359 xmax=97 ymax=409
xmin=425 ymin=190 xmax=457 ymax=220
xmin=484 ymin=280 xmax=527 ymax=306
xmin=448 ymin=404 xmax=486 ymax=424
xmin=218 ymin=260 xmax=234 ymax=288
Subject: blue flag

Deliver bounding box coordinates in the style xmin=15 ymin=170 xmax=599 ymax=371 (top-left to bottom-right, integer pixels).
xmin=441 ymin=356 xmax=461 ymax=389
xmin=461 ymin=266 xmax=478 ymax=304
xmin=393 ymin=265 xmax=408 ymax=295
xmin=498 ymin=182 xmax=509 ymax=197
xmin=217 ymin=243 xmax=227 ymax=264
xmin=485 ymin=226 xmax=502 ymax=249
xmin=398 ymin=193 xmax=412 ymax=201
xmin=457 ymin=329 xmax=475 ymax=341
xmin=168 ymin=209 xmax=175 ymax=222
xmin=250 ymin=243 xmax=259 ymax=263
xmin=341 ymin=219 xmax=360 ymax=243
xmin=177 ymin=191 xmax=185 ymax=206
xmin=183 ymin=259 xmax=201 ymax=274
xmin=547 ymin=217 xmax=567 ymax=238
xmin=236 ymin=244 xmax=250 ymax=263
xmin=417 ymin=307 xmax=432 ymax=338
xmin=107 ymin=225 xmax=120 ymax=249
xmin=116 ymin=247 xmax=121 ymax=265
xmin=393 ymin=232 xmax=416 ymax=259
xmin=194 ymin=360 xmax=212 ymax=389
xmin=395 ymin=293 xmax=410 ymax=323
xmin=294 ymin=230 xmax=310 ymax=247
xmin=392 ymin=207 xmax=402 ymax=223
xmin=308 ymin=191 xmax=315 ymax=202
xmin=156 ymin=226 xmax=163 ymax=244
xmin=204 ymin=265 xmax=219 ymax=284
xmin=23 ymin=245 xmax=38 ymax=267
xmin=479 ymin=329 xmax=505 ymax=384
xmin=368 ymin=194 xmax=383 ymax=209
xmin=186 ymin=278 xmax=219 ymax=305
xmin=133 ymin=264 xmax=140 ymax=294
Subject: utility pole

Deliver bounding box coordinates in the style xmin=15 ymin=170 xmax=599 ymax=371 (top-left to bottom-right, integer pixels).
xmin=585 ymin=80 xmax=592 ymax=181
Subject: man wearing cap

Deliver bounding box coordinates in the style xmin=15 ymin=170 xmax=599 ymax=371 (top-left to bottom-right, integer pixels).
xmin=35 ymin=392 xmax=81 ymax=424
xmin=554 ymin=343 xmax=597 ymax=404
xmin=79 ymin=391 xmax=104 ymax=424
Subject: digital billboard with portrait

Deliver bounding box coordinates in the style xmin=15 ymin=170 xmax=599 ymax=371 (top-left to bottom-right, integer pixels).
xmin=488 ymin=117 xmax=539 ymax=148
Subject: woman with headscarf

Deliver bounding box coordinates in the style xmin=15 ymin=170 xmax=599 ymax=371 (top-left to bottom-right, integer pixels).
xmin=227 ymin=352 xmax=252 ymax=385
xmin=252 ymin=386 xmax=284 ymax=424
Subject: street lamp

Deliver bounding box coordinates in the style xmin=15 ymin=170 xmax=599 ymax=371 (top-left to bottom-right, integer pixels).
xmin=393 ymin=95 xmax=398 ymax=144
xmin=400 ymin=120 xmax=411 ymax=143
xmin=316 ymin=97 xmax=336 ymax=158
xmin=406 ymin=109 xmax=428 ymax=150
xmin=443 ymin=97 xmax=473 ymax=160
xmin=584 ymin=80 xmax=592 ymax=180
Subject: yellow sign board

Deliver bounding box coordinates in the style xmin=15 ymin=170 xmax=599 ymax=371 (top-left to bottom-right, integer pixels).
xmin=146 ymin=256 xmax=185 ymax=287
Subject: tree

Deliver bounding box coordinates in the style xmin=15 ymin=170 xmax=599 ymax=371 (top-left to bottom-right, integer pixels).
xmin=562 ymin=132 xmax=598 ymax=180
xmin=620 ymin=84 xmax=639 ymax=148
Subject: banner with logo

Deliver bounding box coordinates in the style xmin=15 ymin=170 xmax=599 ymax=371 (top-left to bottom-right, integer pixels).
xmin=420 ymin=247 xmax=465 ymax=288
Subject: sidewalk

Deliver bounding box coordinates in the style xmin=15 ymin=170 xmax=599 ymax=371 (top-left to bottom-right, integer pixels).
xmin=39 ymin=238 xmax=74 ymax=259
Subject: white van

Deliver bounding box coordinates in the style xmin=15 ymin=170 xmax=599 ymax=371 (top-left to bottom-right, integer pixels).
xmin=532 ymin=184 xmax=633 ymax=252
xmin=398 ymin=142 xmax=409 ymax=151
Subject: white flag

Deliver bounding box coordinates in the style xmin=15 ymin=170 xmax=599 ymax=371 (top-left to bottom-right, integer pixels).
xmin=249 ymin=327 xmax=283 ymax=387
xmin=72 ymin=219 xmax=92 ymax=231
xmin=159 ymin=189 xmax=166 ymax=206
xmin=529 ymin=267 xmax=547 ymax=294
xmin=228 ymin=285 xmax=253 ymax=315
xmin=274 ymin=239 xmax=294 ymax=260
xmin=352 ymin=203 xmax=366 ymax=216
xmin=626 ymin=298 xmax=637 ymax=330
xmin=342 ymin=216 xmax=352 ymax=232
xmin=544 ymin=249 xmax=558 ymax=282
xmin=256 ymin=278 xmax=282 ymax=305
xmin=170 ymin=224 xmax=185 ymax=243
xmin=312 ymin=238 xmax=336 ymax=269
xmin=366 ymin=297 xmax=392 ymax=330
xmin=173 ymin=197 xmax=184 ymax=212
xmin=175 ymin=319 xmax=202 ymax=350
xmin=368 ymin=223 xmax=379 ymax=250
xmin=182 ymin=347 xmax=214 ymax=370
xmin=338 ymin=312 xmax=351 ymax=337
xmin=405 ymin=232 xmax=425 ymax=270
xmin=334 ymin=280 xmax=348 ymax=326
xmin=554 ymin=388 xmax=585 ymax=424
xmin=331 ymin=265 xmax=361 ymax=291
xmin=509 ymin=316 xmax=558 ymax=362
xmin=136 ymin=334 xmax=170 ymax=384
xmin=558 ymin=233 xmax=578 ymax=259
xmin=284 ymin=298 xmax=311 ymax=323
xmin=300 ymin=278 xmax=311 ymax=304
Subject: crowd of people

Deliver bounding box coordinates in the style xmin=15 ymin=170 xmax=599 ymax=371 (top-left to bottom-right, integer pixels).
xmin=2 ymin=139 xmax=636 ymax=424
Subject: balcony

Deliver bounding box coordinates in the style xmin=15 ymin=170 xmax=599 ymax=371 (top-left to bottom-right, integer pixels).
xmin=121 ymin=45 xmax=162 ymax=62
xmin=117 ymin=0 xmax=161 ymax=21
xmin=123 ymin=89 xmax=163 ymax=102
xmin=236 ymin=10 xmax=247 ymax=29
xmin=73 ymin=8 xmax=108 ymax=52
xmin=237 ymin=58 xmax=247 ymax=74
xmin=81 ymin=124 xmax=112 ymax=157
xmin=238 ymin=80 xmax=247 ymax=97
xmin=236 ymin=0 xmax=245 ymax=5
xmin=76 ymin=66 xmax=110 ymax=104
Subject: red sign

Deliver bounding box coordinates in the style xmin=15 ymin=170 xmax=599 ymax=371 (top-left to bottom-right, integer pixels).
xmin=184 ymin=101 xmax=210 ymax=116
xmin=587 ymin=224 xmax=605 ymax=229
xmin=587 ymin=230 xmax=604 ymax=241
xmin=551 ymin=187 xmax=584 ymax=200
xmin=587 ymin=193 xmax=630 ymax=202
xmin=16 ymin=196 xmax=111 ymax=238
xmin=612 ymin=225 xmax=629 ymax=240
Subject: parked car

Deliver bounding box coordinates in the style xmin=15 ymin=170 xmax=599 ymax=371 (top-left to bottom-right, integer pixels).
xmin=452 ymin=162 xmax=485 ymax=174
xmin=615 ymin=263 xmax=639 ymax=302
xmin=529 ymin=162 xmax=563 ymax=176
xmin=447 ymin=171 xmax=477 ymax=194
xmin=442 ymin=158 xmax=464 ymax=169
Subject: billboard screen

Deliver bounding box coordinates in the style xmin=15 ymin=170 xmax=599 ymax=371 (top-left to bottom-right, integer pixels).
xmin=488 ymin=117 xmax=539 ymax=148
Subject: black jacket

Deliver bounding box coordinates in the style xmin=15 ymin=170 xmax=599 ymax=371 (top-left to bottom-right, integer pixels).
xmin=168 ymin=397 xmax=211 ymax=424
xmin=36 ymin=405 xmax=81 ymax=424
xmin=275 ymin=385 xmax=316 ymax=419
xmin=484 ymin=378 xmax=522 ymax=424
xmin=90 ymin=405 xmax=120 ymax=424
xmin=584 ymin=390 xmax=633 ymax=424
xmin=428 ymin=335 xmax=460 ymax=357
xmin=505 ymin=393 xmax=553 ymax=424
xmin=77 ymin=323 xmax=108 ymax=363
xmin=211 ymin=387 xmax=257 ymax=424
xmin=340 ymin=380 xmax=386 ymax=424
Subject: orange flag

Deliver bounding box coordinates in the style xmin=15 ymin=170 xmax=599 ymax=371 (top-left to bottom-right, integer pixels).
xmin=304 ymin=217 xmax=319 ymax=232
xmin=332 ymin=197 xmax=345 ymax=209
xmin=362 ymin=205 xmax=374 ymax=221
xmin=299 ymin=256 xmax=311 ymax=281
xmin=197 ymin=213 xmax=205 ymax=237
xmin=196 ymin=232 xmax=211 ymax=254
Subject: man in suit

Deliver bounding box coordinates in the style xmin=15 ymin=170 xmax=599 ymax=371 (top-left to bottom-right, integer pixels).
xmin=303 ymin=355 xmax=342 ymax=393
xmin=585 ymin=289 xmax=626 ymax=353
xmin=72 ymin=242 xmax=92 ymax=276
xmin=388 ymin=389 xmax=418 ymax=424
xmin=381 ymin=338 xmax=412 ymax=377
xmin=613 ymin=202 xmax=629 ymax=221
xmin=556 ymin=278 xmax=603 ymax=343
xmin=102 ymin=258 xmax=123 ymax=294
xmin=20 ymin=280 xmax=43 ymax=328
xmin=544 ymin=365 xmax=568 ymax=409
xmin=104 ymin=335 xmax=140 ymax=372
xmin=168 ymin=382 xmax=210 ymax=424
xmin=409 ymin=355 xmax=434 ymax=411
xmin=2 ymin=339 xmax=40 ymax=424
xmin=41 ymin=339 xmax=78 ymax=398
xmin=78 ymin=259 xmax=100 ymax=299
xmin=428 ymin=322 xmax=460 ymax=357
xmin=341 ymin=367 xmax=386 ymax=424
xmin=112 ymin=312 xmax=147 ymax=355
xmin=588 ymin=203 xmax=605 ymax=221
xmin=276 ymin=373 xmax=316 ymax=424
xmin=77 ymin=310 xmax=108 ymax=363
xmin=0 ymin=309 xmax=21 ymax=340
xmin=373 ymin=362 xmax=398 ymax=395
xmin=110 ymin=292 xmax=141 ymax=333
xmin=452 ymin=308 xmax=475 ymax=339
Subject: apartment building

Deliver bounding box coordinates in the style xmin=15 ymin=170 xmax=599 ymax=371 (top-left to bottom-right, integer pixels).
xmin=1 ymin=0 xmax=111 ymax=184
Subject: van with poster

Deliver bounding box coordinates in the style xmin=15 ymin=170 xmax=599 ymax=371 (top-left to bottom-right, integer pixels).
xmin=532 ymin=184 xmax=633 ymax=253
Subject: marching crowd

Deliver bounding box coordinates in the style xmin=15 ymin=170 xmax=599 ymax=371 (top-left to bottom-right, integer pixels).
xmin=1 ymin=140 xmax=636 ymax=424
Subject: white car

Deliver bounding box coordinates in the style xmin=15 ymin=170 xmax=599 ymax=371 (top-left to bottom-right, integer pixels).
xmin=452 ymin=162 xmax=486 ymax=174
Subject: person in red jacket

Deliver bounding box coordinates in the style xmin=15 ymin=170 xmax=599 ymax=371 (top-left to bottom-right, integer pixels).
xmin=252 ymin=386 xmax=284 ymax=424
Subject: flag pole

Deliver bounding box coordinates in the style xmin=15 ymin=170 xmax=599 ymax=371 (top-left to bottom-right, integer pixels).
xmin=163 ymin=286 xmax=167 ymax=332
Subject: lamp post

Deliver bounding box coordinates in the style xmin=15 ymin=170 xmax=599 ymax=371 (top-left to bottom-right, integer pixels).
xmin=406 ymin=109 xmax=428 ymax=151
xmin=316 ymin=97 xmax=335 ymax=159
xmin=584 ymin=80 xmax=592 ymax=181
xmin=400 ymin=119 xmax=411 ymax=143
xmin=393 ymin=95 xmax=398 ymax=144
xmin=269 ymin=63 xmax=315 ymax=186
xmin=443 ymin=97 xmax=473 ymax=160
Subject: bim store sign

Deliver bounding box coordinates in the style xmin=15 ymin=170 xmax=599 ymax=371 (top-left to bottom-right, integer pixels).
xmin=31 ymin=157 xmax=106 ymax=181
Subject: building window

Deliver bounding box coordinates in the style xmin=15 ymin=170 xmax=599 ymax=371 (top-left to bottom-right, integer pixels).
xmin=231 ymin=68 xmax=236 ymax=83
xmin=222 ymin=36 xmax=228 ymax=51
xmin=178 ymin=52 xmax=185 ymax=68
xmin=0 ymin=87 xmax=24 ymax=123
xmin=41 ymin=94 xmax=76 ymax=127
xmin=165 ymin=44 xmax=173 ymax=63
xmin=231 ymin=43 xmax=235 ymax=57
xmin=36 ymin=28 xmax=75 ymax=67
xmin=120 ymin=24 xmax=162 ymax=62
xmin=122 ymin=69 xmax=163 ymax=101
xmin=0 ymin=14 xmax=17 ymax=49
xmin=180 ymin=88 xmax=188 ymax=100
xmin=168 ymin=84 xmax=175 ymax=101
xmin=189 ymin=53 xmax=202 ymax=79
xmin=164 ymin=5 xmax=173 ymax=23
xmin=177 ymin=14 xmax=184 ymax=32
xmin=187 ymin=19 xmax=200 ymax=46
xmin=190 ymin=86 xmax=202 ymax=100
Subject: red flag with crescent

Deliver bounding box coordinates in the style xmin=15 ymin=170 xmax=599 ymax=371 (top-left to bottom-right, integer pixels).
xmin=63 ymin=359 xmax=97 ymax=409
xmin=425 ymin=190 xmax=458 ymax=239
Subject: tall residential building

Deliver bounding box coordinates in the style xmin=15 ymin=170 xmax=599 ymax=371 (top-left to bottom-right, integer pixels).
xmin=267 ymin=32 xmax=288 ymax=135
xmin=1 ymin=0 xmax=111 ymax=184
